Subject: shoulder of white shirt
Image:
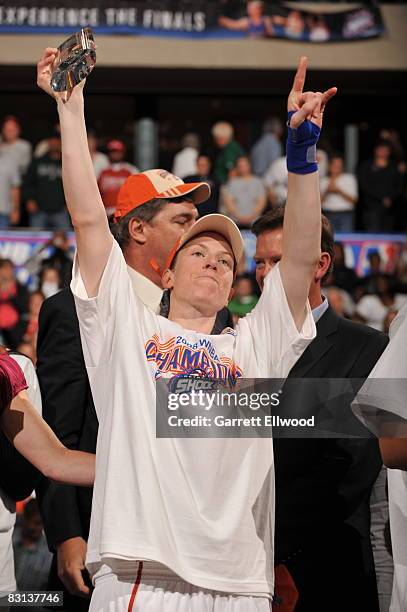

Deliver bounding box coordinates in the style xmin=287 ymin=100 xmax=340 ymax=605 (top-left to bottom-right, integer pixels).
xmin=9 ymin=353 xmax=42 ymax=414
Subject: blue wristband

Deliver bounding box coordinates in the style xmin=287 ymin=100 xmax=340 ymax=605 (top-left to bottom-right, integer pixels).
xmin=286 ymin=110 xmax=321 ymax=175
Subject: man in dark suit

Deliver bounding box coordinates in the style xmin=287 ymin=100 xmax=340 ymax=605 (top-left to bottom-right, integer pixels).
xmin=36 ymin=290 xmax=95 ymax=609
xmin=252 ymin=209 xmax=388 ymax=612
xmin=37 ymin=179 xmax=231 ymax=610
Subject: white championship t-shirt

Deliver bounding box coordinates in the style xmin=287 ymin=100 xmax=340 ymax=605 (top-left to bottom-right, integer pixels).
xmin=71 ymin=240 xmax=315 ymax=596
xmin=0 ymin=356 xmax=41 ymax=596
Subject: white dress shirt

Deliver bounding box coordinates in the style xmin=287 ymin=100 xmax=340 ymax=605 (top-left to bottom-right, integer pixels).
xmin=126 ymin=266 xmax=163 ymax=314
xmin=312 ymin=297 xmax=329 ymax=323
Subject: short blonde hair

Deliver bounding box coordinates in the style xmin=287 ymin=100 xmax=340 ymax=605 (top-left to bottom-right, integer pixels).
xmin=211 ymin=121 xmax=234 ymax=140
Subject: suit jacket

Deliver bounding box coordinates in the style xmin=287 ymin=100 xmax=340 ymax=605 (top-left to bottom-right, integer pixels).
xmin=36 ymin=289 xmax=97 ymax=551
xmin=273 ymin=306 xmax=388 ymax=609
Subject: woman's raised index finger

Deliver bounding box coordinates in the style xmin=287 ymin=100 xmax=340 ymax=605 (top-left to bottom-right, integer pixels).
xmin=292 ymin=56 xmax=308 ymax=93
xmin=321 ymin=87 xmax=338 ymax=111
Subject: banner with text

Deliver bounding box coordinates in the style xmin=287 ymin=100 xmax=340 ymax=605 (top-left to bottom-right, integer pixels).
xmin=0 ymin=2 xmax=385 ymax=42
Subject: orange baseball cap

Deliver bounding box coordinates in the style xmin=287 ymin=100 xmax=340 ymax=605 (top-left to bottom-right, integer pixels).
xmin=114 ymin=169 xmax=211 ymax=222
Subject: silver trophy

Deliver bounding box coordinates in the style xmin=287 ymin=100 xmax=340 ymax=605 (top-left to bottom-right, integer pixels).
xmin=51 ymin=28 xmax=96 ymax=92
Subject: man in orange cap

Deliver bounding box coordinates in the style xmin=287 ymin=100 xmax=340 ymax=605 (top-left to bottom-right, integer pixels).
xmin=37 ymin=48 xmax=335 ymax=611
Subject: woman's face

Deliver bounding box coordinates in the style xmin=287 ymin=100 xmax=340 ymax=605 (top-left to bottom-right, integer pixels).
xmin=164 ymin=232 xmax=235 ymax=316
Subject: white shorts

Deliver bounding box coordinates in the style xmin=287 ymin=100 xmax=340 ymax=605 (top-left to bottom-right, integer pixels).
xmin=89 ymin=562 xmax=271 ymax=612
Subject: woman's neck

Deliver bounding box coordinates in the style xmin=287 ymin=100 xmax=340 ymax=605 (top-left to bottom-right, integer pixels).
xmin=168 ymin=297 xmax=217 ymax=334
xmin=169 ymin=314 xmax=216 ymax=334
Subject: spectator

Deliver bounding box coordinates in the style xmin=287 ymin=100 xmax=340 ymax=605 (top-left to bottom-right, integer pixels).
xmin=157 ymin=122 xmax=178 ymax=170
xmin=395 ymin=243 xmax=407 ymax=293
xmin=264 ymin=156 xmax=288 ymax=207
xmin=22 ymin=290 xmax=44 ymax=352
xmin=326 ymin=242 xmax=358 ymax=295
xmin=211 ymin=121 xmax=245 ymax=184
xmin=222 ymin=155 xmax=267 ymax=227
xmin=0 ymin=151 xmax=20 ymax=228
xmin=324 ymin=286 xmax=354 ymax=319
xmin=184 ymin=155 xmax=219 ymax=216
xmin=366 ymin=250 xmax=382 ymax=277
xmin=34 ymin=122 xmax=60 ymax=159
xmin=320 ymin=153 xmax=358 ymax=234
xmin=355 ymin=274 xmax=407 ymax=330
xmin=358 ymin=140 xmax=404 ymax=232
xmin=317 ymin=148 xmax=329 ymax=179
xmin=228 ymin=273 xmax=259 ymax=324
xmin=325 ymin=286 xmax=346 ymax=317
xmin=39 ymin=267 xmax=61 ymax=299
xmin=0 ymin=115 xmax=32 ymax=179
xmin=88 ymin=131 xmax=109 ymax=180
xmin=251 ymin=117 xmax=283 ymax=177
xmin=0 ymin=258 xmax=28 ymax=349
xmin=40 ymin=231 xmax=73 ymax=288
xmin=359 ymin=251 xmax=397 ymax=298
xmin=13 ymin=499 xmax=52 ymax=592
xmin=97 ymin=139 xmax=138 ymax=216
xmin=16 ymin=340 xmax=37 ymax=364
xmin=379 ymin=128 xmax=406 ymax=173
xmin=172 ymin=133 xmax=200 ymax=179
xmin=24 ymin=133 xmax=69 ymax=229
xmin=263 ymin=148 xmax=326 ymax=207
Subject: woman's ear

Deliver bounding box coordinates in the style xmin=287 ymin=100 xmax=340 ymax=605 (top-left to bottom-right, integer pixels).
xmin=128 ymin=217 xmax=147 ymax=245
xmin=162 ymin=268 xmax=175 ymax=290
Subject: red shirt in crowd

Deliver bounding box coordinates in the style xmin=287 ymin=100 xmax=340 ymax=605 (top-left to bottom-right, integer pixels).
xmin=98 ymin=162 xmax=138 ymax=215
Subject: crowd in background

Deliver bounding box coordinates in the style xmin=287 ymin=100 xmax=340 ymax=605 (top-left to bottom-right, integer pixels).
xmin=0 ymin=219 xmax=406 ymax=368
xmin=0 ymin=114 xmax=406 ymax=233
xmin=0 ymin=112 xmax=406 ymax=365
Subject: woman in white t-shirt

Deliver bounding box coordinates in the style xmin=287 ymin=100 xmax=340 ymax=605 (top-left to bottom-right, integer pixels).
xmin=37 ymin=48 xmax=337 ymax=611
xmin=0 ymin=351 xmax=40 ymax=603
xmin=320 ymin=153 xmax=358 ymax=234
xmin=0 ymin=350 xmax=94 ymax=485
xmin=0 ymin=350 xmax=94 ymax=605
